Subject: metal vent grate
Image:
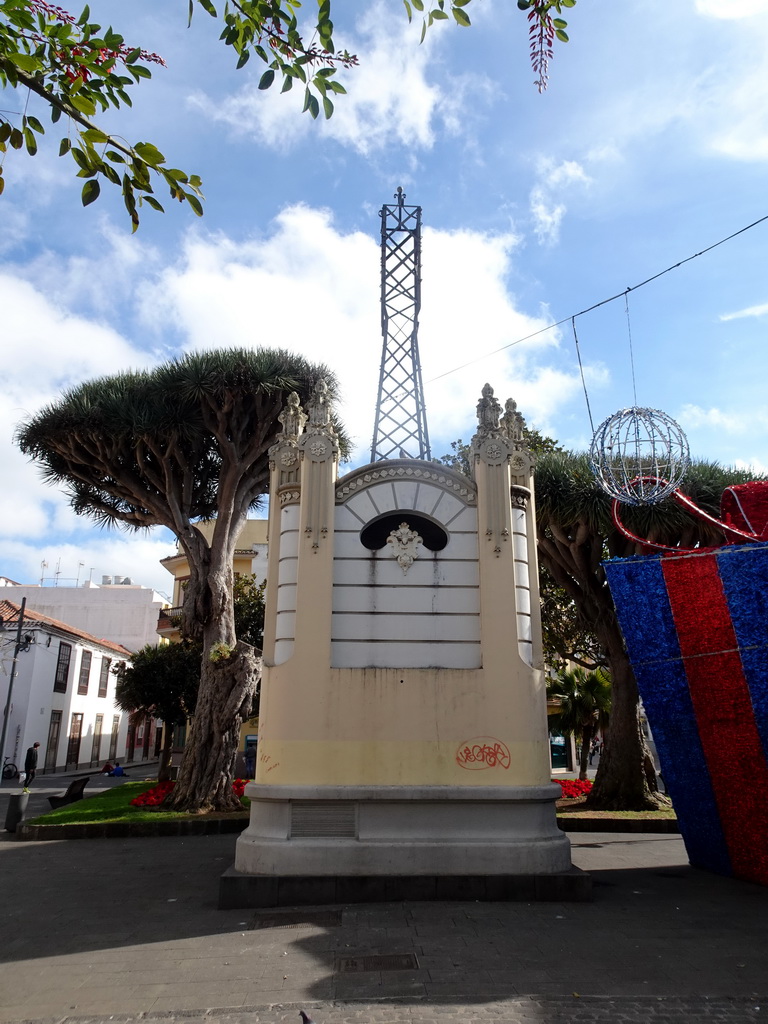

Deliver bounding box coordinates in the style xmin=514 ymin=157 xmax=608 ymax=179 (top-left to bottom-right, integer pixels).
xmin=250 ymin=910 xmax=343 ymax=930
xmin=337 ymin=953 xmax=419 ymax=973
xmin=290 ymin=802 xmax=357 ymax=838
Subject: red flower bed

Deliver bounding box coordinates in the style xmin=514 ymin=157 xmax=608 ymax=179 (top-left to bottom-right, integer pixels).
xmin=130 ymin=778 xmax=249 ymax=807
xmin=553 ymin=778 xmax=593 ymax=799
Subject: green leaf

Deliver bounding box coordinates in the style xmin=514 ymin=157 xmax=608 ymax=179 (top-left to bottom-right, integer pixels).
xmin=0 ymin=123 xmax=11 ymax=145
xmin=258 ymin=69 xmax=275 ymax=90
xmin=71 ymin=146 xmax=92 ymax=171
xmin=0 ymin=175 xmax=4 ymax=197
xmin=10 ymin=128 xmax=23 ymax=150
xmin=403 ymin=0 xmax=413 ymax=21
xmin=134 ymin=142 xmax=166 ymax=165
xmin=125 ymin=48 xmax=142 ymax=65
xmin=430 ymin=9 xmax=449 ymax=19
xmin=281 ymin=76 xmax=293 ymax=93
xmin=77 ymin=5 xmax=91 ymax=27
xmin=412 ymin=0 xmax=424 ymax=9
xmin=82 ymin=128 xmax=109 ymax=144
xmin=81 ymin=179 xmax=100 ymax=206
xmin=555 ymin=28 xmax=569 ymax=41
xmin=8 ymin=51 xmax=39 ymax=73
xmin=59 ymin=137 xmax=71 ymax=157
xmin=322 ymin=95 xmax=334 ymax=119
xmin=236 ymin=49 xmax=250 ymax=70
xmin=553 ymin=18 xmax=567 ymax=28
xmin=105 ymin=149 xmax=126 ymax=163
xmin=452 ymin=7 xmax=471 ymax=25
xmin=142 ymin=195 xmax=165 ymax=213
xmin=186 ymin=193 xmax=204 ymax=217
xmin=69 ymin=92 xmax=97 ymax=117
xmin=23 ymin=127 xmax=37 ymax=155
xmin=197 ymin=0 xmax=217 ymax=16
xmin=25 ymin=116 xmax=44 ymax=134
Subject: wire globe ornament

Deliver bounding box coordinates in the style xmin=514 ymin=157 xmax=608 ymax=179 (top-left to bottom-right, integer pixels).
xmin=589 ymin=407 xmax=691 ymax=506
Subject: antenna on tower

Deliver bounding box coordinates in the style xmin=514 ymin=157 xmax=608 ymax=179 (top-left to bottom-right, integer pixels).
xmin=370 ymin=186 xmax=431 ymax=462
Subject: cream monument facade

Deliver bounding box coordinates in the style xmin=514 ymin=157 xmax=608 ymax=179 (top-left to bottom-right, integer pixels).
xmin=225 ymin=382 xmax=585 ymax=905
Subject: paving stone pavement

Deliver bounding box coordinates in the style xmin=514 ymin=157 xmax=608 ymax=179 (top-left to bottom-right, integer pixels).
xmin=0 ymin=828 xmax=766 ymax=1024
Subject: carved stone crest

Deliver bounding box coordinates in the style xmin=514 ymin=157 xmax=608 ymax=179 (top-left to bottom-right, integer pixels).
xmin=386 ymin=522 xmax=423 ymax=575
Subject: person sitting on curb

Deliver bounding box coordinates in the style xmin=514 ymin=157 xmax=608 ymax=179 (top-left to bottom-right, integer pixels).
xmin=108 ymin=761 xmax=127 ymax=777
xmin=98 ymin=761 xmax=115 ymax=775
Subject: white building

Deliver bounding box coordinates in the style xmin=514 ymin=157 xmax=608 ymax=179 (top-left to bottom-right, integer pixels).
xmin=1 ymin=579 xmax=167 ymax=652
xmin=0 ymin=600 xmax=133 ymax=774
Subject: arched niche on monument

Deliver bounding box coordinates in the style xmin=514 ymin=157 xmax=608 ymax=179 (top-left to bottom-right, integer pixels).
xmin=332 ymin=461 xmax=480 ymax=670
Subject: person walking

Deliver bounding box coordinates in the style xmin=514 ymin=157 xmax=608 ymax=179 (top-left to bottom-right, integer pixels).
xmin=23 ymin=742 xmax=40 ymax=792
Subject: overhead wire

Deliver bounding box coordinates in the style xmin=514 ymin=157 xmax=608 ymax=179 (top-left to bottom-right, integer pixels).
xmin=425 ymin=211 xmax=768 ymax=386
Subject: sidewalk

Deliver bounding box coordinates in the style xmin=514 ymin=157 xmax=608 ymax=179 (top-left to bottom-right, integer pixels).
xmin=0 ymin=829 xmax=766 ymax=1024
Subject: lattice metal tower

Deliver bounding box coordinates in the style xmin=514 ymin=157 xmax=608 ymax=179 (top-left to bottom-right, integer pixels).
xmin=370 ymin=187 xmax=431 ymax=462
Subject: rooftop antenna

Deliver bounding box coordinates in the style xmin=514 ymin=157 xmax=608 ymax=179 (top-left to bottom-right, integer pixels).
xmin=370 ymin=186 xmax=431 ymax=461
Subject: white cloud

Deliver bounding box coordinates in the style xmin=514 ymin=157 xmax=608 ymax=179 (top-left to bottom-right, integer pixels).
xmin=189 ymin=2 xmax=448 ymax=155
xmin=679 ymin=403 xmax=768 ymax=434
xmin=695 ymin=0 xmax=768 ymax=17
xmin=720 ymin=302 xmax=768 ymax=321
xmin=529 ymin=159 xmax=591 ymax=245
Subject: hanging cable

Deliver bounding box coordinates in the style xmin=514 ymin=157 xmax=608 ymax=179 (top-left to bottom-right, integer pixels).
xmin=572 ymin=317 xmax=594 ymax=435
xmin=624 ymin=291 xmax=638 ymax=408
xmin=426 ymin=210 xmax=768 ymax=386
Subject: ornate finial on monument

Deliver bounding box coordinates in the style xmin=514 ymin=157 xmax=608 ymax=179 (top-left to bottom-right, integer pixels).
xmin=501 ymin=397 xmax=525 ymax=443
xmin=307 ymin=378 xmax=334 ymax=431
xmin=476 ymin=383 xmax=502 ymax=437
xmin=395 ymin=185 xmax=405 ymax=206
xmin=278 ymin=391 xmax=307 ymax=441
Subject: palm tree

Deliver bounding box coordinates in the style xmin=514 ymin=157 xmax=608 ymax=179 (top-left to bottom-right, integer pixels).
xmin=17 ymin=348 xmax=346 ymax=813
xmin=547 ymin=667 xmax=611 ymax=781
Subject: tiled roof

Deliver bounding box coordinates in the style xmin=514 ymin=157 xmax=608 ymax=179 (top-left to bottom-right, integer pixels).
xmin=0 ymin=600 xmax=132 ymax=657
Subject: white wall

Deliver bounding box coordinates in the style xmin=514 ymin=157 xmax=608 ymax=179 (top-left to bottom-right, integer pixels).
xmin=6 ymin=584 xmax=165 ymax=652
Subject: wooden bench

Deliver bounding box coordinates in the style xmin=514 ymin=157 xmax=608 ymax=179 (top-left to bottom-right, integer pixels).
xmin=48 ymin=776 xmax=90 ymax=810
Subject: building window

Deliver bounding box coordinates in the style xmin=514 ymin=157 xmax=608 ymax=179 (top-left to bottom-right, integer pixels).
xmin=53 ymin=642 xmax=72 ymax=693
xmin=90 ymin=714 xmax=104 ymax=766
xmin=45 ymin=710 xmax=62 ymax=771
xmin=108 ymin=715 xmax=120 ymax=760
xmin=77 ymin=650 xmax=92 ymax=695
xmin=66 ymin=712 xmax=83 ymax=768
xmin=98 ymin=657 xmax=111 ymax=698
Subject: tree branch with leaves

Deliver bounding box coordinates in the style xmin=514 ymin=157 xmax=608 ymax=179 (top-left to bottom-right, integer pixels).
xmin=1 ymin=0 xmax=576 ymax=225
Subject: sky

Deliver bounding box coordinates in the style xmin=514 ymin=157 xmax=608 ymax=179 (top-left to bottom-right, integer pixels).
xmin=3 ymin=0 xmax=768 ymax=599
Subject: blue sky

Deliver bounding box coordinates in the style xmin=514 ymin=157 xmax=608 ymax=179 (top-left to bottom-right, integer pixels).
xmin=3 ymin=0 xmax=768 ymax=597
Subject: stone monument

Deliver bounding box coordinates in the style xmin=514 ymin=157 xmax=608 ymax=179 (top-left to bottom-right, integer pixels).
xmin=221 ymin=383 xmax=587 ymax=906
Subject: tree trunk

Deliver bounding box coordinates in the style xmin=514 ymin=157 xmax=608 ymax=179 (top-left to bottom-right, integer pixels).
xmin=165 ymin=517 xmax=260 ymax=813
xmin=585 ymin=642 xmax=664 ymax=811
xmin=157 ymin=724 xmax=175 ymax=783
xmin=578 ymin=723 xmax=593 ymax=781
xmin=166 ymin=640 xmax=260 ymax=812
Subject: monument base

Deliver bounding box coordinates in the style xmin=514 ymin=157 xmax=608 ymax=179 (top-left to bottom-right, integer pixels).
xmin=219 ymin=866 xmax=591 ymax=908
xmin=224 ymin=783 xmax=585 ymax=907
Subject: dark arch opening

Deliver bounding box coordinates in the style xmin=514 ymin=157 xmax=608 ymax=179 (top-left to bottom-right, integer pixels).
xmin=360 ymin=511 xmax=449 ymax=552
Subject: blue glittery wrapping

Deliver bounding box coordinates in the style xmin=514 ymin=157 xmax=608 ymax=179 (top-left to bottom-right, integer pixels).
xmin=716 ymin=544 xmax=768 ymax=765
xmin=604 ymin=556 xmax=732 ymax=876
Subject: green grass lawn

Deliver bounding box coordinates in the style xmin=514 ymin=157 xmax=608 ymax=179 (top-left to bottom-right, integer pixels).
xmin=26 ymin=781 xmax=249 ymax=826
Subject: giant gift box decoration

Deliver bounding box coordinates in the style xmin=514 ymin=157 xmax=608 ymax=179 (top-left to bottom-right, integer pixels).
xmin=604 ymin=543 xmax=768 ymax=886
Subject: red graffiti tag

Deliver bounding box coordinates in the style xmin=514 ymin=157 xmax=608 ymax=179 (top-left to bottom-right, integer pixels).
xmin=456 ymin=737 xmax=511 ymax=770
